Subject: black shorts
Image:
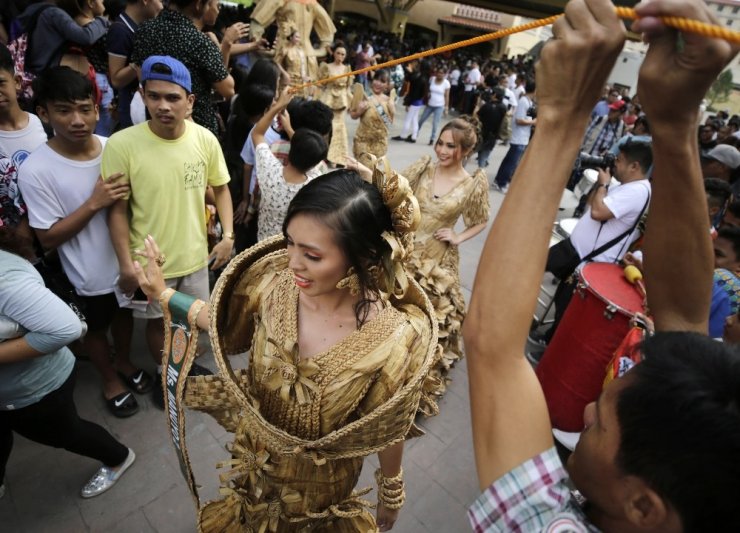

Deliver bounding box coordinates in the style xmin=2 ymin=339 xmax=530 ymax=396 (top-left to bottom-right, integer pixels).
xmin=75 ymin=292 xmax=120 ymax=333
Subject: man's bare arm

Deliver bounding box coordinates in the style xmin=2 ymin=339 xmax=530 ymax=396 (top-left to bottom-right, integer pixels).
xmin=108 ymin=199 xmax=138 ymax=294
xmin=463 ymin=0 xmax=625 ymax=489
xmin=634 ymin=0 xmax=739 ymax=333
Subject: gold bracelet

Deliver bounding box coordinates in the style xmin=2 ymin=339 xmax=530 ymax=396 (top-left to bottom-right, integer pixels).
xmin=375 ymin=467 xmax=403 ymax=486
xmin=375 ymin=468 xmax=406 ymax=510
xmin=159 ymin=288 xmax=176 ymax=308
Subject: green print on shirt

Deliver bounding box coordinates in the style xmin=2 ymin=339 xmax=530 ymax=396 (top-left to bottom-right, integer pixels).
xmin=183 ymin=161 xmax=206 ymax=190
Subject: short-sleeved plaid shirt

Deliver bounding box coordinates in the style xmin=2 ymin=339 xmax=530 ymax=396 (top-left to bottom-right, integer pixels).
xmin=468 ymin=447 xmax=600 ymax=533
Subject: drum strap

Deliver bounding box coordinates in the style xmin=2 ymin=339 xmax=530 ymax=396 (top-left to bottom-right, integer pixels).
xmin=585 ymin=189 xmax=650 ymax=263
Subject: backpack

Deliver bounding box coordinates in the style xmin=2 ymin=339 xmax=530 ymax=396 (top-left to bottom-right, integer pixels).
xmin=7 ymin=5 xmax=53 ymax=109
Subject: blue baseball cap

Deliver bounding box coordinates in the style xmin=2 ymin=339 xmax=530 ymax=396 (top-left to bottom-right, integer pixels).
xmin=140 ymin=55 xmax=192 ymax=93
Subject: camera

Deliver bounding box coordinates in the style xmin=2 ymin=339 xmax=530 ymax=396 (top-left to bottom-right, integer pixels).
xmin=579 ymin=152 xmax=615 ymax=171
xmin=526 ymin=105 xmax=537 ymax=119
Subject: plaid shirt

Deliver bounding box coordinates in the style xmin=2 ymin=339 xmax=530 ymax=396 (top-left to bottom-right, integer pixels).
xmin=582 ymin=116 xmax=625 ymax=156
xmin=468 ymin=447 xmax=600 ymax=533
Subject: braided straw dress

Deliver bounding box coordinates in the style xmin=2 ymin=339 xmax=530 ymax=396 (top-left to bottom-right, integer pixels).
xmin=401 ymin=156 xmax=490 ymax=416
xmin=183 ymin=236 xmax=436 ymax=532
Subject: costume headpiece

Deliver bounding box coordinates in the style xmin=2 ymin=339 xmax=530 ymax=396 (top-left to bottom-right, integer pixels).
xmin=365 ymin=155 xmax=421 ymax=299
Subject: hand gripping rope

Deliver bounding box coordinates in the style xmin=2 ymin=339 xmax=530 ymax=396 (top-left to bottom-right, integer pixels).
xmin=289 ymin=6 xmax=740 ymax=93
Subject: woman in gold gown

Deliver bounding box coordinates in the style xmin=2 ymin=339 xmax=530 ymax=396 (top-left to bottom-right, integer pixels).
xmin=350 ymin=70 xmax=395 ymax=167
xmin=318 ymin=44 xmax=352 ymax=166
xmin=134 ymin=164 xmax=436 ymax=532
xmin=400 ymin=117 xmax=490 ymax=415
xmin=276 ymin=30 xmax=313 ymax=97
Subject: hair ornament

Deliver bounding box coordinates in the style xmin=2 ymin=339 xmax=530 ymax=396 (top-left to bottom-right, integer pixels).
xmin=364 ymin=155 xmax=421 ymax=299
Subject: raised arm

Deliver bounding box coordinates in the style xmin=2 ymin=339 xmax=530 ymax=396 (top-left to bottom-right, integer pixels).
xmin=46 ymin=8 xmax=108 ymax=46
xmin=633 ymin=0 xmax=739 ymax=333
xmin=462 ymin=0 xmax=625 ymax=489
xmin=252 ymin=88 xmax=293 ymax=147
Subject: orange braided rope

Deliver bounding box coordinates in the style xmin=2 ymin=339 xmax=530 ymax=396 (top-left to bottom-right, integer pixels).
xmin=290 ymin=6 xmax=740 ymax=93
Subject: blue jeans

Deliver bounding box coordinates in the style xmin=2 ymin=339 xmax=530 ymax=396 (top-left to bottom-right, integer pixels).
xmin=494 ymin=143 xmax=527 ymax=187
xmin=94 ymin=72 xmax=115 ymax=136
xmin=477 ymin=134 xmax=496 ymax=168
xmin=418 ymin=105 xmax=444 ymax=143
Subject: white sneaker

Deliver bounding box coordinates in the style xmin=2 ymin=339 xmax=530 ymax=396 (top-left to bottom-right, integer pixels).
xmin=80 ymin=448 xmax=135 ymax=498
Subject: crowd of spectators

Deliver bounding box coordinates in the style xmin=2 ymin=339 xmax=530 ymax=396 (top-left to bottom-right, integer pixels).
xmin=0 ymin=0 xmax=739 ymax=525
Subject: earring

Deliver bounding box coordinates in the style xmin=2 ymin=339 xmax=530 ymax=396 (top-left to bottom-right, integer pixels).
xmin=336 ymin=268 xmax=361 ymax=296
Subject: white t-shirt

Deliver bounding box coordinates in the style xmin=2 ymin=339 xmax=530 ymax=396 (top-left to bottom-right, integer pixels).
xmin=240 ymin=123 xmax=282 ymax=194
xmin=570 ymin=179 xmax=651 ymax=264
xmin=448 ymin=69 xmax=461 ymax=86
xmin=255 ymin=143 xmax=308 ymax=242
xmin=503 ymin=88 xmax=517 ymax=110
xmin=511 ymin=95 xmax=533 ymax=146
xmin=514 ymin=84 xmax=526 ymax=100
xmin=464 ymin=68 xmax=481 ymax=91
xmin=0 ymin=113 xmax=47 ymax=167
xmin=507 ymin=73 xmax=517 ymax=91
xmin=428 ymin=78 xmax=451 ymax=107
xmin=18 ymin=136 xmax=120 ymax=296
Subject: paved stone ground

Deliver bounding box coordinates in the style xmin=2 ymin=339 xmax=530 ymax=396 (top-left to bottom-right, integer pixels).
xmin=0 ymin=108 xmax=525 ymax=533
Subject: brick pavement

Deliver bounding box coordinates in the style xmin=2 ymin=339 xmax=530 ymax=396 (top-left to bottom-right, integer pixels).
xmin=0 ymin=108 xmax=513 ymax=533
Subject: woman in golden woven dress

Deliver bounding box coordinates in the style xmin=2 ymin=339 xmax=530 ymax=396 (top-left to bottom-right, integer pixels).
xmin=318 ymin=43 xmax=353 ymax=167
xmin=134 ymin=156 xmax=435 ymax=532
xmin=276 ymin=29 xmax=313 ymax=97
xmin=398 ymin=117 xmax=490 ymax=416
xmin=349 ymin=69 xmax=395 ymax=167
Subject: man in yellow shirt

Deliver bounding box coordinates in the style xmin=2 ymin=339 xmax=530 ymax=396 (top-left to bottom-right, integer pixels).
xmin=103 ymin=55 xmax=234 ymax=408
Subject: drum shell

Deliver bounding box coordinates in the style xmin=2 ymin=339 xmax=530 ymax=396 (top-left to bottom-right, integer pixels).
xmin=535 ymin=263 xmax=642 ymax=432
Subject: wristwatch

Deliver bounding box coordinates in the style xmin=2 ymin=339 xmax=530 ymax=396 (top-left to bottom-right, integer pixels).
xmin=223 ymin=231 xmax=235 ymax=240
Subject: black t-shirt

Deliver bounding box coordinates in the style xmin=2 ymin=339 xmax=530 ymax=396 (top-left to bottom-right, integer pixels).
xmin=478 ymin=101 xmax=507 ymax=137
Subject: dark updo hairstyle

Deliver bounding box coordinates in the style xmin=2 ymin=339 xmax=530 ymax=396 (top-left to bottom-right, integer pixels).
xmin=282 ymin=170 xmax=393 ymax=327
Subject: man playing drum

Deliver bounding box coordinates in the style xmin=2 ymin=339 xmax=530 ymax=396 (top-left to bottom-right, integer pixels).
xmin=464 ymin=0 xmax=740 ymax=531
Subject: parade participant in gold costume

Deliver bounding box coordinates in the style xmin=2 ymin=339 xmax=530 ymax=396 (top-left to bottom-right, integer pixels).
xmin=250 ymin=0 xmax=335 ymax=90
xmin=318 ymin=43 xmax=352 ymax=167
xmin=133 ymin=163 xmax=436 ymax=532
xmin=351 ymin=117 xmax=490 ymax=416
xmin=276 ymin=29 xmax=312 ymax=97
xmin=350 ymin=70 xmax=396 ymax=167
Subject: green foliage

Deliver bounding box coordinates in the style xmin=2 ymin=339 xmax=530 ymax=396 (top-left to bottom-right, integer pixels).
xmin=707 ymin=70 xmax=734 ymax=109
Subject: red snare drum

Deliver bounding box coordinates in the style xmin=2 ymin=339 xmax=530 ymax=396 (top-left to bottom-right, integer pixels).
xmin=535 ymin=262 xmax=645 ymax=432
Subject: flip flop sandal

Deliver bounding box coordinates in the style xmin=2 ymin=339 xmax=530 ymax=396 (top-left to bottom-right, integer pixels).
xmin=106 ymin=392 xmax=139 ymax=418
xmin=118 ymin=369 xmax=154 ymax=394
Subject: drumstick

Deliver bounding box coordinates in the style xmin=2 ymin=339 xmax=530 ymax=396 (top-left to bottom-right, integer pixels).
xmin=624 ymin=265 xmax=648 ymax=309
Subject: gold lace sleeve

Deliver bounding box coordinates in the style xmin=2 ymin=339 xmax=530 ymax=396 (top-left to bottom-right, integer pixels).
xmin=355 ymin=304 xmax=432 ymax=418
xmin=400 ymin=156 xmax=432 ymax=192
xmin=462 ymin=168 xmax=491 ymax=228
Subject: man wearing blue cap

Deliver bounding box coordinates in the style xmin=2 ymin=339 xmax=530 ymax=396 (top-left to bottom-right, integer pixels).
xmin=102 ymin=55 xmax=234 ymax=407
